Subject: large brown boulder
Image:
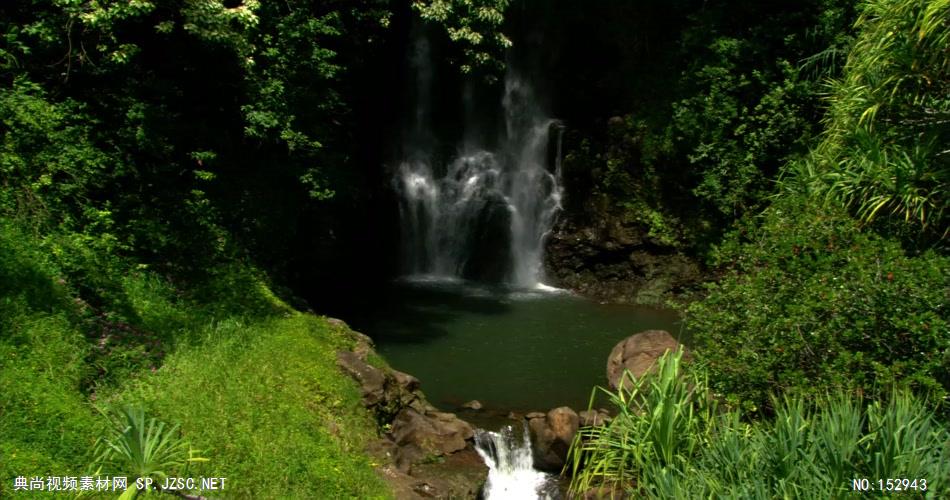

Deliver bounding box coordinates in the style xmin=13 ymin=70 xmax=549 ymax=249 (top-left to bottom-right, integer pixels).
xmin=606 ymin=330 xmax=689 ymax=390
xmin=391 ymin=408 xmax=475 ymax=458
xmin=527 ymin=406 xmax=580 ymax=471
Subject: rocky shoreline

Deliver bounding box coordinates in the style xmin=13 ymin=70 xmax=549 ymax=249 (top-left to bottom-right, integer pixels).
xmin=333 ymin=321 xmax=489 ymax=499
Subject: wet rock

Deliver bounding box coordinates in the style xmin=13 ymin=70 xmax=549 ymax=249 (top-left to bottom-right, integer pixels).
xmin=528 ymin=406 xmax=580 ymax=471
xmin=606 ymin=329 xmax=689 ymax=390
xmin=337 ymin=336 xmax=487 ymax=498
xmin=462 ymin=194 xmax=512 ymax=283
xmin=393 ymin=369 xmax=421 ymax=392
xmin=543 ymin=198 xmax=704 ymax=305
xmin=330 ymin=318 xmax=375 ymax=358
xmin=395 ymin=443 xmax=426 ymax=473
xmin=461 ymin=400 xmax=483 ymax=411
xmin=376 ymin=450 xmax=489 ymax=500
xmin=411 ymin=448 xmax=488 ymax=499
xmin=409 ymin=397 xmax=438 ymax=414
xmin=578 ymin=409 xmax=611 ymax=427
xmin=391 ymin=409 xmax=474 ymax=457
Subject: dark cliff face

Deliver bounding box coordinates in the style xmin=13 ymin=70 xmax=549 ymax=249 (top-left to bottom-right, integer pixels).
xmin=543 ymin=199 xmax=704 ymax=305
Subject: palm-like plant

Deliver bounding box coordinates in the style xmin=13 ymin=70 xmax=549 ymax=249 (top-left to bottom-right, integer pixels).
xmin=92 ymin=406 xmax=207 ymax=498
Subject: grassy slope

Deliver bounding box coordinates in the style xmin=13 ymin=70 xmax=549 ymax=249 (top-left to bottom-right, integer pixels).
xmin=109 ymin=314 xmax=389 ymax=498
xmin=0 ymin=221 xmax=390 ymax=498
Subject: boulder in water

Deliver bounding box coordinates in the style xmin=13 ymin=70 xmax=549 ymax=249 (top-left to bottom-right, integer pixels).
xmin=462 ymin=400 xmax=483 ymax=411
xmin=578 ymin=409 xmax=611 ymax=427
xmin=606 ymin=329 xmax=689 ymax=391
xmin=527 ymin=406 xmax=579 ymax=471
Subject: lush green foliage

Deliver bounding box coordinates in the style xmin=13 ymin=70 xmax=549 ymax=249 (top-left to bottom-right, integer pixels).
xmin=554 ymin=1 xmax=857 ymax=253
xmin=1 ymin=0 xmax=395 ymax=282
xmin=805 ymin=0 xmax=949 ymax=238
xmin=568 ymin=351 xmax=950 ymax=498
xmin=3 ymin=0 xmax=949 ymax=496
xmin=685 ymin=0 xmax=950 ymax=418
xmin=687 ymin=198 xmax=949 ymax=415
xmin=412 ymin=0 xmax=511 ymax=78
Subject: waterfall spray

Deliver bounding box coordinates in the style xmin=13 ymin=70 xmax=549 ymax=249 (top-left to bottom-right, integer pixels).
xmin=394 ymin=66 xmax=563 ymax=287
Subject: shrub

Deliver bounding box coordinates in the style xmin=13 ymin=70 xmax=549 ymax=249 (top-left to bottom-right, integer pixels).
xmin=686 ymin=197 xmax=949 ymax=416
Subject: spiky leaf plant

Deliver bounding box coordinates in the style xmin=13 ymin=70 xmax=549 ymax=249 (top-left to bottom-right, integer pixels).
xmin=92 ymin=406 xmax=207 ymax=497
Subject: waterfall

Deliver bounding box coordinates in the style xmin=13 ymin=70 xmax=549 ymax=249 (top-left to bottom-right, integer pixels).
xmin=474 ymin=424 xmax=558 ymax=499
xmin=393 ymin=70 xmax=563 ymax=288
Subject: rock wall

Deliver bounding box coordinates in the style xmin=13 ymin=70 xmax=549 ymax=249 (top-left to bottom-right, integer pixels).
xmin=544 ymin=197 xmax=703 ymax=305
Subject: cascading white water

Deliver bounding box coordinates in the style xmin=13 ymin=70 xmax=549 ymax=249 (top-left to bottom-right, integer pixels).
xmin=394 ymin=72 xmax=563 ymax=288
xmin=474 ymin=424 xmax=558 ymax=500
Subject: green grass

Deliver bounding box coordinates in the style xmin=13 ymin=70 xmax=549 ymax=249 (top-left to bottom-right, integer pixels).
xmin=103 ymin=314 xmax=390 ymax=498
xmin=0 ymin=220 xmax=390 ymax=498
xmin=0 ymin=312 xmax=105 ymax=496
xmin=0 ymin=222 xmax=104 ymax=497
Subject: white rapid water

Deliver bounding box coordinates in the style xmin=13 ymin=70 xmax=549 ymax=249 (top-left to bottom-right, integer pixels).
xmin=394 ymin=39 xmax=564 ymax=288
xmin=474 ymin=424 xmax=557 ymax=500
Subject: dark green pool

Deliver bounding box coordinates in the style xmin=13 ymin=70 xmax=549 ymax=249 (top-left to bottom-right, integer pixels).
xmin=345 ymin=278 xmax=682 ymax=412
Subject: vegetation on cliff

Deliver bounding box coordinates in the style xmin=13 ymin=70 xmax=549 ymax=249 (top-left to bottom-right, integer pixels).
xmin=684 ymin=0 xmax=949 ymax=416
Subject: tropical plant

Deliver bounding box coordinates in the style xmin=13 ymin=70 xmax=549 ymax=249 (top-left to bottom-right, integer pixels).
xmin=567 ymin=352 xmax=950 ymax=498
xmin=566 ymin=349 xmax=715 ymax=497
xmin=810 ymin=0 xmax=950 ymax=239
xmin=91 ymin=406 xmax=207 ymax=497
